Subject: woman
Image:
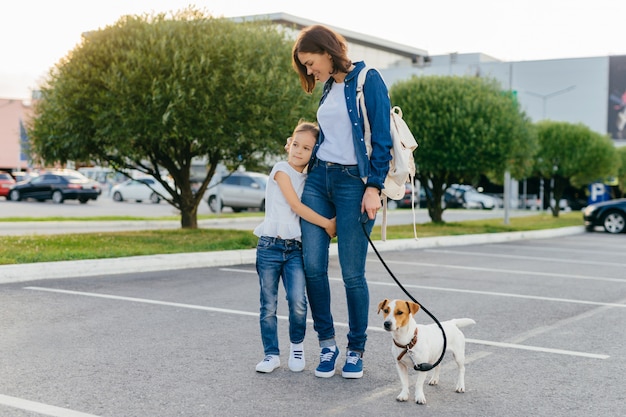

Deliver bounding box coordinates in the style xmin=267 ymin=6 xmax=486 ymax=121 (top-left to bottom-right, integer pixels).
xmin=292 ymin=25 xmax=393 ymax=379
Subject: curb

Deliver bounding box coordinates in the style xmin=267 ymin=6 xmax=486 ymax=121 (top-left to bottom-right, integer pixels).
xmin=0 ymin=226 xmax=585 ymax=284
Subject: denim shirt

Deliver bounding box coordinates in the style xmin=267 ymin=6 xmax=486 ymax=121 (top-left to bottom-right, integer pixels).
xmin=313 ymin=61 xmax=393 ymax=190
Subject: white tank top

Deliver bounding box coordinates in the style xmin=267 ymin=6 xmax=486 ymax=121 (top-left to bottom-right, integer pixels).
xmin=253 ymin=161 xmax=306 ymax=241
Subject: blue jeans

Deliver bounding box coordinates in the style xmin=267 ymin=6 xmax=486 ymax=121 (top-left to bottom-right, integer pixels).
xmin=301 ymin=160 xmax=374 ymax=354
xmin=256 ymin=236 xmax=307 ymax=356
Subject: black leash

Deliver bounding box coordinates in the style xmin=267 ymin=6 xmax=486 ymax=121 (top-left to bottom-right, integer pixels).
xmin=360 ymin=212 xmax=447 ymax=372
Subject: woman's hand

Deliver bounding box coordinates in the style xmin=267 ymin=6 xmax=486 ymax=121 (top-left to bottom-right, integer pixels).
xmin=361 ymin=187 xmax=381 ymax=220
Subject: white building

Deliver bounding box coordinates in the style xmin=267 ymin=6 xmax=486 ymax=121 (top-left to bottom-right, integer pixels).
xmin=257 ymin=13 xmax=626 ymax=148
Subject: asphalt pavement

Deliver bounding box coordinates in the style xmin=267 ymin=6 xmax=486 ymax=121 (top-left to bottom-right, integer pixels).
xmin=2 ymin=226 xmax=622 ymax=417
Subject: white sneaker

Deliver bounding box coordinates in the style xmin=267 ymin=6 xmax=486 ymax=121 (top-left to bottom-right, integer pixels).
xmin=288 ymin=343 xmax=305 ymax=372
xmin=256 ymin=355 xmax=280 ymax=373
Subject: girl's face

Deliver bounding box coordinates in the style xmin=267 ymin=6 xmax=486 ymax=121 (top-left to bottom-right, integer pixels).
xmin=288 ymin=130 xmax=316 ymax=172
xmin=297 ymin=52 xmax=333 ymax=83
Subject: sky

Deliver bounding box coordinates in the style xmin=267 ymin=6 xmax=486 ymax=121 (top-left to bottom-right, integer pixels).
xmin=1 ymin=0 xmax=624 ymax=101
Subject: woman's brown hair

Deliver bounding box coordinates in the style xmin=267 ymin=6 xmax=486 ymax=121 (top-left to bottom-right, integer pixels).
xmin=292 ymin=25 xmax=352 ymax=93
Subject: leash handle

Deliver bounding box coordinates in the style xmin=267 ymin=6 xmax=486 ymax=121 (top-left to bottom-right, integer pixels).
xmin=360 ymin=214 xmax=447 ymax=371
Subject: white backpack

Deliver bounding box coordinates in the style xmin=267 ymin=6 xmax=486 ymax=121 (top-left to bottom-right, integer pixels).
xmin=356 ymin=66 xmax=419 ymax=241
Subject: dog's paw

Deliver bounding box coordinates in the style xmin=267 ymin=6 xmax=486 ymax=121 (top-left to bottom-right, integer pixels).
xmin=415 ymin=394 xmax=427 ymax=405
xmin=455 ymin=385 xmax=465 ymax=393
xmin=396 ymin=390 xmax=409 ymax=402
xmin=428 ymin=377 xmax=439 ymax=386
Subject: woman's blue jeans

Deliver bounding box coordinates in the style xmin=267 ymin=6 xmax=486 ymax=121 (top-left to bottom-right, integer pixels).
xmin=256 ymin=236 xmax=307 ymax=356
xmin=301 ymin=161 xmax=374 ymax=354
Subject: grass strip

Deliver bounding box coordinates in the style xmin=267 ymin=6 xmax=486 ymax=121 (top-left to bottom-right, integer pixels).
xmin=0 ymin=211 xmax=582 ymax=265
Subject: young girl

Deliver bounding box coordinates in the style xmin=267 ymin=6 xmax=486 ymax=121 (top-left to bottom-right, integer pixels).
xmin=253 ymin=121 xmax=336 ymax=373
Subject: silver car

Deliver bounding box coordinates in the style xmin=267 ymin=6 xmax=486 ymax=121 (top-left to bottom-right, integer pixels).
xmin=111 ymin=177 xmax=171 ymax=204
xmin=206 ymin=171 xmax=269 ymax=213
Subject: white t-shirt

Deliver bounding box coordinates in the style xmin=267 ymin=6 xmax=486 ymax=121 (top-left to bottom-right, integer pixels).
xmin=316 ymin=81 xmax=358 ymax=165
xmin=253 ymin=161 xmax=307 ymax=241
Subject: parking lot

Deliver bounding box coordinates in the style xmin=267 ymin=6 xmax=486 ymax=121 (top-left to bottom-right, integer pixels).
xmin=1 ymin=231 xmax=624 ymax=417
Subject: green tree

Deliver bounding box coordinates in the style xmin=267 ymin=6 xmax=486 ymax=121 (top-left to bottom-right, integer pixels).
xmin=28 ymin=9 xmax=316 ymax=228
xmin=391 ymin=76 xmax=536 ymax=222
xmin=616 ymin=146 xmax=626 ymax=197
xmin=534 ymin=121 xmax=619 ymax=216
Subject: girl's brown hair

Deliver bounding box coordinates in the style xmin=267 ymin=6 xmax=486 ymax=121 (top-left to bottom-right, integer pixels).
xmin=292 ymin=25 xmax=352 ymax=93
xmin=293 ymin=119 xmax=320 ymax=141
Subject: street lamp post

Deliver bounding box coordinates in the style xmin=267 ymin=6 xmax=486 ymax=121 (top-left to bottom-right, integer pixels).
xmin=524 ymin=85 xmax=576 ymax=210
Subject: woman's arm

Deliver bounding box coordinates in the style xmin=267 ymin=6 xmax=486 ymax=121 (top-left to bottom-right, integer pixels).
xmin=363 ymin=68 xmax=393 ymax=190
xmin=274 ymin=171 xmax=336 ymax=237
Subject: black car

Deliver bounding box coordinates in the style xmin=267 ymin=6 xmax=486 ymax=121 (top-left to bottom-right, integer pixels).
xmin=8 ymin=171 xmax=101 ymax=204
xmin=583 ymin=198 xmax=626 ymax=234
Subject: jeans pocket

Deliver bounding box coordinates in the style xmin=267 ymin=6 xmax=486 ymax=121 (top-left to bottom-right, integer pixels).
xmin=343 ymin=166 xmax=363 ymax=181
xmin=257 ymin=236 xmax=273 ymax=249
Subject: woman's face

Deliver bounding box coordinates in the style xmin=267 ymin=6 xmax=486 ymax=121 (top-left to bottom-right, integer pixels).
xmin=297 ymin=52 xmax=333 ymax=83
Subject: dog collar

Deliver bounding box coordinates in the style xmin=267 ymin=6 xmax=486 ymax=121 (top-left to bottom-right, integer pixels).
xmin=395 ymin=328 xmax=418 ymax=361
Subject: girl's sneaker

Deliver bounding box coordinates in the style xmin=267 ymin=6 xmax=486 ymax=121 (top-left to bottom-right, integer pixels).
xmin=288 ymin=343 xmax=305 ymax=372
xmin=255 ymin=355 xmax=280 ymax=373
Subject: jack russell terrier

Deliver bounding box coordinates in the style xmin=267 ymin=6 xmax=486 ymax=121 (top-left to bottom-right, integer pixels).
xmin=377 ymin=298 xmax=475 ymax=404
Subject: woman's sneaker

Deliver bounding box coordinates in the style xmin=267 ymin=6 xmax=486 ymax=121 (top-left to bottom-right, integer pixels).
xmin=314 ymin=346 xmax=340 ymax=378
xmin=255 ymin=355 xmax=280 ymax=373
xmin=288 ymin=343 xmax=305 ymax=372
xmin=341 ymin=350 xmax=363 ymax=379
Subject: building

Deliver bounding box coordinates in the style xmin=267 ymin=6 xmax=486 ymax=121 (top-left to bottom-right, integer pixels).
xmin=383 ymin=52 xmax=626 ymax=148
xmin=0 ymin=99 xmax=31 ymax=172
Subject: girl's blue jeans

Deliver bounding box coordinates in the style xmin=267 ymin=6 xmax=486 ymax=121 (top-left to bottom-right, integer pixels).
xmin=301 ymin=160 xmax=374 ymax=354
xmin=256 ymin=236 xmax=307 ymax=356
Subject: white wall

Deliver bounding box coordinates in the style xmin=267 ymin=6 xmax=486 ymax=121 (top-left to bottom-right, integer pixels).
xmin=380 ymin=55 xmax=615 ymax=141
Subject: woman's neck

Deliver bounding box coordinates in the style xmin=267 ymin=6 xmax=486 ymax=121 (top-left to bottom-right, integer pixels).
xmin=332 ymin=64 xmax=355 ymax=83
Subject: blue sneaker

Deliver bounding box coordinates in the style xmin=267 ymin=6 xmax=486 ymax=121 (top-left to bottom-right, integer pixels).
xmin=341 ymin=350 xmax=363 ymax=379
xmin=315 ymin=346 xmax=340 ymax=378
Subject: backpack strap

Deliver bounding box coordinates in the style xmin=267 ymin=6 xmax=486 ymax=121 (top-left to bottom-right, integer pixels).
xmin=356 ymin=65 xmax=373 ymax=157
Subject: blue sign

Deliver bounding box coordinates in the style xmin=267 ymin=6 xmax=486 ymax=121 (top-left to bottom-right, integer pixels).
xmin=588 ymin=183 xmax=610 ymax=204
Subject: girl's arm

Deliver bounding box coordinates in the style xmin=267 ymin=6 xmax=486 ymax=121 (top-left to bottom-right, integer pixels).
xmin=274 ymin=171 xmax=336 ymax=237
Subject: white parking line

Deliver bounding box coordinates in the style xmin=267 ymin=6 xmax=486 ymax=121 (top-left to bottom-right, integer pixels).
xmin=382 ymin=259 xmax=626 ymax=284
xmin=364 ymin=278 xmax=626 ymax=308
xmin=221 ymin=267 xmax=626 ymax=307
xmin=24 ymin=286 xmax=609 ymax=360
xmin=424 ymin=248 xmax=626 ymax=268
xmin=0 ymin=394 xmax=101 ymax=417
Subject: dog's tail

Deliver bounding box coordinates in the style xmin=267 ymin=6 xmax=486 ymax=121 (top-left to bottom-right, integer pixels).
xmin=450 ymin=318 xmax=476 ymax=328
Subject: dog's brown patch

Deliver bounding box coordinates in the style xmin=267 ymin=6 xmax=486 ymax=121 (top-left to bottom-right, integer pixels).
xmin=378 ymin=299 xmax=421 ymax=328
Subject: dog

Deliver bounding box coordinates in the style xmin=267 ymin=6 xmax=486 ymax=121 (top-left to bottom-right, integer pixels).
xmin=377 ymin=298 xmax=475 ymax=404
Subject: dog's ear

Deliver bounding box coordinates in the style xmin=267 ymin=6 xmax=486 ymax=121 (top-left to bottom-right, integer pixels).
xmin=377 ymin=299 xmax=390 ymax=314
xmin=408 ymin=301 xmax=420 ymax=316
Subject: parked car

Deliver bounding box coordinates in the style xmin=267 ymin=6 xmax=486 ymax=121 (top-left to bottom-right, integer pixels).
xmin=386 ymin=183 xmax=418 ymax=210
xmin=9 ymin=171 xmax=36 ymax=183
xmin=111 ymin=177 xmax=172 ymax=203
xmin=444 ymin=184 xmax=498 ymax=210
xmin=206 ymin=171 xmax=269 ymax=213
xmin=583 ymin=198 xmax=626 ymax=234
xmin=0 ymin=171 xmax=16 ymax=199
xmin=8 ymin=170 xmax=101 ymax=204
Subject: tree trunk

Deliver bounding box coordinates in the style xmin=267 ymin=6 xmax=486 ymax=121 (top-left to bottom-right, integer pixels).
xmin=179 ymin=190 xmax=199 ymax=229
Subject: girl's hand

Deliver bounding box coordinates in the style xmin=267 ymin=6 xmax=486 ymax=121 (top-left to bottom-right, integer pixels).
xmin=324 ymin=217 xmax=337 ymax=238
